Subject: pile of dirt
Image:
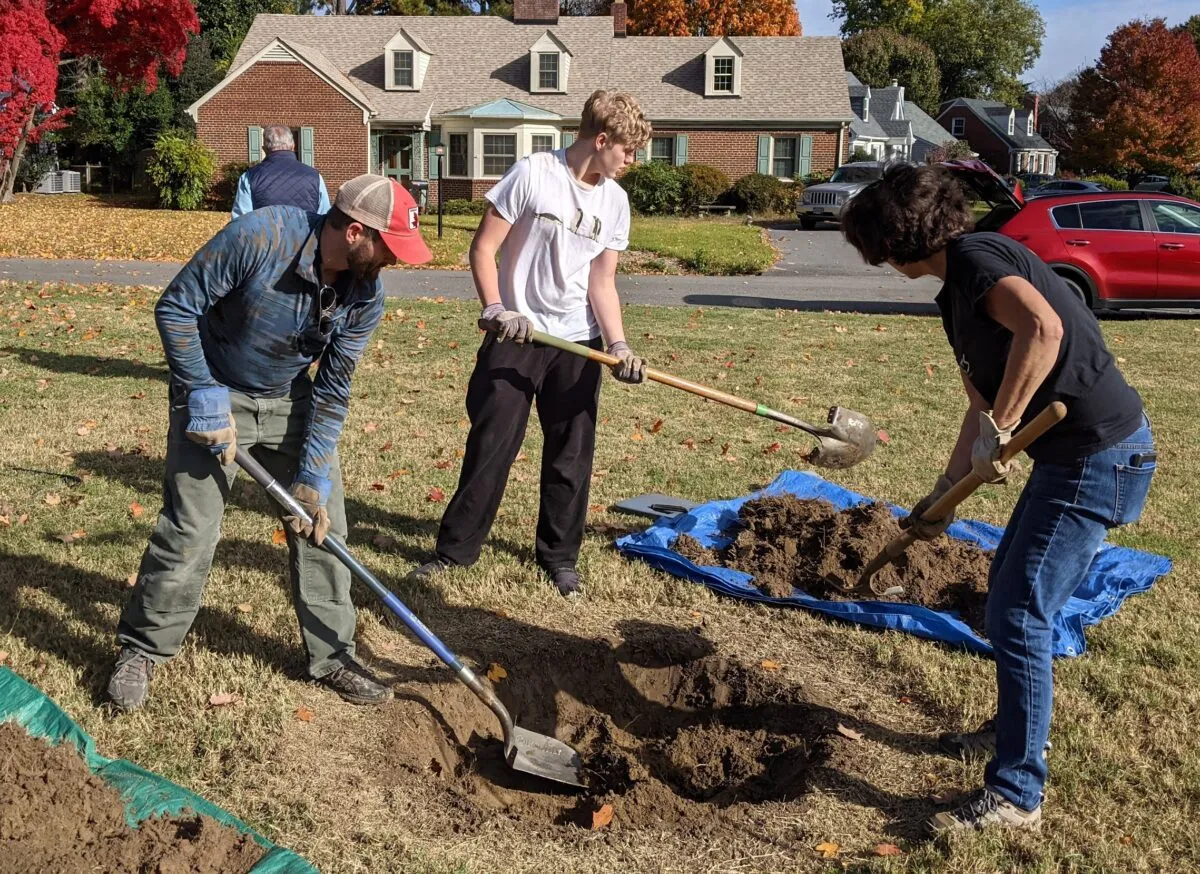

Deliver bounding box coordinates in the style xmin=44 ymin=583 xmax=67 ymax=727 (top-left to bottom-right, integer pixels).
xmin=383 ymin=625 xmax=837 ymax=834
xmin=674 ymin=495 xmax=993 ymax=631
xmin=0 ymin=721 xmax=264 ymax=874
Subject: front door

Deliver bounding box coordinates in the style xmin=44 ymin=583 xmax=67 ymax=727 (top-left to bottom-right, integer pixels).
xmin=1148 ymin=199 xmax=1200 ymax=301
xmin=379 ymin=134 xmax=412 ymax=186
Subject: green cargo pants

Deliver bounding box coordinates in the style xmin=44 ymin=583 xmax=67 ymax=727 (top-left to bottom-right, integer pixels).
xmin=118 ymin=382 xmax=356 ymax=679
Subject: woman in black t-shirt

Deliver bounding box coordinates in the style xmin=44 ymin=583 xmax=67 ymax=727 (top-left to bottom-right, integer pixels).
xmin=841 ymin=164 xmax=1156 ymax=834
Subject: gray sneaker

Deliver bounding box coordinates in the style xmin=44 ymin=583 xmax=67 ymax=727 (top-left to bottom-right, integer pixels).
xmin=320 ymin=662 xmax=393 ymax=705
xmin=939 ymin=720 xmax=1052 ymax=760
xmin=406 ymin=557 xmax=453 ymax=582
xmin=107 ymin=647 xmax=156 ymax=712
xmin=929 ymin=787 xmax=1042 ymax=833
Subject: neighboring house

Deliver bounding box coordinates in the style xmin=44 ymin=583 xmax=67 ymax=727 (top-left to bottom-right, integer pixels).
xmin=186 ymin=2 xmax=854 ymax=204
xmin=937 ymin=97 xmax=1058 ymax=176
xmin=846 ymin=73 xmax=957 ymax=164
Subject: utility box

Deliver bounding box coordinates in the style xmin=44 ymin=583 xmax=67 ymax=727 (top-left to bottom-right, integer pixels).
xmin=35 ymin=170 xmax=81 ymax=195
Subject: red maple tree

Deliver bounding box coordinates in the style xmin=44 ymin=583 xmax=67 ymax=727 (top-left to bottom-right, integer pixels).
xmin=0 ymin=0 xmax=198 ymax=201
xmin=1072 ymin=18 xmax=1200 ymax=174
xmin=629 ymin=0 xmax=801 ymax=37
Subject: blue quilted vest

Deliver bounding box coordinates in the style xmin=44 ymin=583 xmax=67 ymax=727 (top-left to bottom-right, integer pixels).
xmin=248 ymin=150 xmax=321 ymax=213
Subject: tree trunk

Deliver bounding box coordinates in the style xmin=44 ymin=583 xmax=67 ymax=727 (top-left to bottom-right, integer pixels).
xmin=0 ymin=116 xmax=37 ymax=204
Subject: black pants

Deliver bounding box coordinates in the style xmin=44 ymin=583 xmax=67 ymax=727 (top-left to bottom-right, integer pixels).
xmin=436 ymin=333 xmax=603 ymax=569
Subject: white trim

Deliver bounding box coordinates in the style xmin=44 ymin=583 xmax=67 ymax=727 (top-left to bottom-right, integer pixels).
xmin=951 ymin=116 xmax=965 ymax=136
xmin=704 ymin=37 xmax=743 ymax=97
xmin=187 ymin=38 xmax=373 ymax=123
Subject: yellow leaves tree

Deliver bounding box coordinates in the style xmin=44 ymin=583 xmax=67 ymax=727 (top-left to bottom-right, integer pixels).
xmin=629 ymin=0 xmax=801 ymax=37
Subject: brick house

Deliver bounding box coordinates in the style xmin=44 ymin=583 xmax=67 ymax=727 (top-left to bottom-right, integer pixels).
xmin=936 ymin=97 xmax=1058 ymax=176
xmin=846 ymin=72 xmax=956 ymax=164
xmin=186 ymin=2 xmax=854 ymax=204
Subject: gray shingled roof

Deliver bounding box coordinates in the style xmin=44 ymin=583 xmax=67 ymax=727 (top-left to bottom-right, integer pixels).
xmin=281 ymin=39 xmax=375 ymax=110
xmin=905 ymin=101 xmax=955 ymax=147
xmin=227 ymin=14 xmax=852 ymax=124
xmin=950 ymin=98 xmax=1054 ymax=150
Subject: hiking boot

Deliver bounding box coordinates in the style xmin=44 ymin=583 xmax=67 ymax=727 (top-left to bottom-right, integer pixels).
xmin=106 ymin=647 xmax=156 ymax=712
xmin=320 ymin=662 xmax=393 ymax=705
xmin=406 ymin=557 xmax=453 ymax=582
xmin=929 ymin=787 xmax=1042 ymax=833
xmin=548 ymin=567 xmax=583 ymax=597
xmin=939 ymin=720 xmax=1052 ymax=760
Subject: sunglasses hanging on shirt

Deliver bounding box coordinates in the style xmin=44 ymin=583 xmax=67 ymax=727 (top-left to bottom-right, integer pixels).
xmin=298 ymin=284 xmax=338 ymax=357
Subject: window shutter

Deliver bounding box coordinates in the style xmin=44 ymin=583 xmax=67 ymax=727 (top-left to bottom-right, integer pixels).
xmin=562 ymin=131 xmax=575 ymax=147
xmin=674 ymin=134 xmax=688 ymax=166
xmin=300 ymin=127 xmax=314 ymax=166
xmin=798 ymin=135 xmax=812 ymax=177
xmin=248 ymin=126 xmax=263 ymax=164
xmin=756 ymin=135 xmax=770 ymax=175
xmin=370 ymin=133 xmax=381 ymax=174
xmin=412 ymin=131 xmax=426 ymax=178
xmin=427 ymin=131 xmax=441 ymax=181
xmin=636 ymin=146 xmax=648 ymax=163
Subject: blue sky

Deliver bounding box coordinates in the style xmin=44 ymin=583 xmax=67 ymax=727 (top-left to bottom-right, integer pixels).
xmin=795 ymin=0 xmax=1196 ymax=84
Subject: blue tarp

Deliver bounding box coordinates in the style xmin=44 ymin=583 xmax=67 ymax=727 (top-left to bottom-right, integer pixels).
xmin=615 ymin=470 xmax=1172 ymax=658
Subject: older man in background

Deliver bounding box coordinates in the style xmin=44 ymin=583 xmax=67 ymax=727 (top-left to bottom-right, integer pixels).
xmin=231 ymin=124 xmax=331 ymax=219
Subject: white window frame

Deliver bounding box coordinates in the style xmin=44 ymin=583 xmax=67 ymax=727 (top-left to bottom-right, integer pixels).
xmin=712 ymin=56 xmax=734 ymax=93
xmin=1007 ymin=111 xmax=1015 ymax=136
xmin=448 ymin=132 xmax=468 ymax=177
xmin=951 ymin=117 xmax=965 ymax=136
xmin=469 ymin=124 xmax=560 ymax=179
xmin=531 ymin=132 xmax=555 ymax=154
xmin=649 ymin=136 xmax=675 ymax=164
xmin=393 ymin=50 xmax=414 ymax=89
xmin=1027 ymin=114 xmax=1034 ymax=136
xmin=537 ymin=53 xmax=559 ymax=91
xmin=480 ymin=132 xmax=518 ymax=178
xmin=771 ymin=137 xmax=797 ymax=178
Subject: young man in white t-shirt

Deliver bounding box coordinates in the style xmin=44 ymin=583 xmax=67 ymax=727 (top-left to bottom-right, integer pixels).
xmin=410 ymin=90 xmax=651 ymax=596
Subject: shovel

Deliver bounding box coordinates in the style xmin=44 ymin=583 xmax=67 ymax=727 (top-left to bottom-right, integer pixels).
xmin=851 ymin=401 xmax=1067 ymax=596
xmin=233 ymin=448 xmax=586 ymax=789
xmin=524 ymin=329 xmax=877 ymax=469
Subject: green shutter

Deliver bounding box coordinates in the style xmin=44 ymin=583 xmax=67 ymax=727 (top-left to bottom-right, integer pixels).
xmin=756 ymin=135 xmax=770 ymax=175
xmin=798 ymin=135 xmax=812 ymax=177
xmin=248 ymin=126 xmax=262 ymax=164
xmin=636 ymin=146 xmax=648 ymax=163
xmin=427 ymin=130 xmax=440 ymax=180
xmin=562 ymin=131 xmax=575 ymax=147
xmin=674 ymin=133 xmax=688 ymax=166
xmin=369 ymin=133 xmax=381 ymax=174
xmin=300 ymin=126 xmax=314 ymax=166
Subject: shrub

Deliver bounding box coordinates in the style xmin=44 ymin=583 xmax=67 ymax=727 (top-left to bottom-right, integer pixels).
xmin=619 ymin=161 xmax=683 ymax=214
xmin=1082 ymin=173 xmax=1128 ymax=191
xmin=801 ymin=171 xmax=831 ymax=186
xmin=1167 ymin=173 xmax=1200 ymax=201
xmin=729 ymin=173 xmax=787 ymax=214
xmin=848 ymin=147 xmax=874 ymax=163
xmin=676 ymin=163 xmax=730 ymax=212
xmin=147 ymin=132 xmax=216 ymax=210
xmin=441 ymin=198 xmax=489 ymax=215
xmin=209 ymin=161 xmax=251 ymax=209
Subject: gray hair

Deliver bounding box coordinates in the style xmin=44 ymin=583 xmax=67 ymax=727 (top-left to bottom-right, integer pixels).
xmin=263 ymin=125 xmax=295 ymax=152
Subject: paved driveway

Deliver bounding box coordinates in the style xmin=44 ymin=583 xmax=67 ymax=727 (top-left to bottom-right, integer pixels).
xmin=763 ymin=220 xmax=909 ymax=279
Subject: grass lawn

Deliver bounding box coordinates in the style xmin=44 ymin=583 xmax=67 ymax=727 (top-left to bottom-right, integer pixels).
xmin=0 ymin=194 xmax=775 ymax=276
xmin=1 ymin=282 xmax=1197 ymax=873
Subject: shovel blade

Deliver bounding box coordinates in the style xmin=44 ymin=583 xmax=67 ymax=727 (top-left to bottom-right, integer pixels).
xmin=806 ymin=406 xmax=877 ymax=469
xmin=506 ymin=726 xmax=586 ymax=788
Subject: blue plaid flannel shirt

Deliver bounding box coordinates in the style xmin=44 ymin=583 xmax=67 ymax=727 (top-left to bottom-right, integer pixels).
xmin=155 ymin=206 xmax=384 ymax=498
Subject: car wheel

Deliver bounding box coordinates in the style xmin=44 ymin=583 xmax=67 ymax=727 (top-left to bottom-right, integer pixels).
xmin=1056 ymin=271 xmax=1093 ymax=309
xmin=800 ymin=218 xmax=817 ymax=230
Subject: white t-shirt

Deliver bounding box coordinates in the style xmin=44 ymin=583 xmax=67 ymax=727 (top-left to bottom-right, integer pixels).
xmin=485 ymin=150 xmax=630 ymax=342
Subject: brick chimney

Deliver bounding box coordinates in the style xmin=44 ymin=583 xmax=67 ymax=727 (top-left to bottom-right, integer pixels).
xmin=512 ymin=0 xmax=558 ymax=24
xmin=612 ymin=1 xmax=627 ymax=37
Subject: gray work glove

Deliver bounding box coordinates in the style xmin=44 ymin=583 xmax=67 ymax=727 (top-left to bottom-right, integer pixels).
xmin=282 ymin=482 xmax=331 ymax=546
xmin=477 ymin=303 xmax=533 ymax=344
xmin=607 ymin=341 xmax=646 ymax=384
xmin=184 ymin=386 xmax=237 ymax=467
xmin=899 ymin=474 xmax=955 ymax=541
xmin=972 ymin=411 xmax=1017 ymax=484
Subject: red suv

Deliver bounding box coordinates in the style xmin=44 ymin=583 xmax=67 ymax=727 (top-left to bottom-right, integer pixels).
xmin=945 ymin=160 xmax=1200 ymax=311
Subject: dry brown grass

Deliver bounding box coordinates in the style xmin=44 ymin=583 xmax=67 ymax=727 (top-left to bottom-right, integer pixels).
xmin=0 ymin=282 xmax=1196 ymax=873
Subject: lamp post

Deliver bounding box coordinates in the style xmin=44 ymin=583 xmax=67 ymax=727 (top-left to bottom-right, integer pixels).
xmin=433 ymin=143 xmax=446 ymax=239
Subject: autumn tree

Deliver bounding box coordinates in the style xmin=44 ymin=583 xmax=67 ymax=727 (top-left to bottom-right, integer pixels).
xmin=1181 ymin=14 xmax=1200 ymax=55
xmin=841 ymin=27 xmax=940 ymax=113
xmin=0 ymin=0 xmax=198 ymax=201
xmin=1072 ymin=18 xmax=1200 ymax=175
xmin=628 ymin=0 xmax=801 ymax=36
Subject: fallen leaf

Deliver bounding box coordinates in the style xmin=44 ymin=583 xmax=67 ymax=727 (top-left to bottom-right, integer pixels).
xmin=873 ymin=843 xmax=903 ymax=856
xmin=427 ymin=487 xmax=446 ymax=502
xmin=370 ymin=482 xmax=386 ymax=491
xmin=416 ymin=319 xmax=426 ymax=329
xmin=834 ymin=325 xmax=847 ymax=334
xmin=897 ymin=695 xmax=912 ymax=704
xmin=650 ymin=418 xmax=664 ymax=434
xmin=680 ymin=437 xmax=696 ymax=449
xmin=874 ymin=324 xmax=888 ymax=333
xmin=591 ymin=803 xmax=614 ymax=830
xmin=448 ymin=341 xmax=459 ymax=349
xmin=236 ymin=603 xmax=252 ymax=613
xmin=0 ymin=651 xmax=8 ymax=665
xmin=1117 ymin=356 xmax=1126 ymax=364
xmin=126 ymin=574 xmax=138 ymax=587
xmin=17 ymin=514 xmax=28 ymax=525
xmin=208 ymin=692 xmax=240 ymax=707
xmin=363 ymin=421 xmax=379 ymax=433
xmin=877 ymin=429 xmax=891 ymax=445
xmin=630 ymin=431 xmax=643 ymax=441
xmin=721 ymin=442 xmax=731 ymax=455
xmin=836 ymin=723 xmax=864 ymax=742
xmin=379 ymin=441 xmax=394 ymax=453
xmin=1119 ymin=835 xmax=1134 ymax=846
xmin=0 ymin=515 xmax=8 ymax=527
xmin=815 ymin=841 xmax=840 ymax=858
xmin=487 ymin=663 xmax=508 ymax=682
xmin=642 ymin=332 xmax=656 ymax=340
xmin=76 ymin=426 xmax=91 ymax=437
xmin=129 ymin=391 xmax=146 ymax=400
xmin=925 ymin=363 xmax=935 ymax=378
xmin=372 ymin=533 xmax=397 ymax=550
xmin=764 ymin=442 xmax=782 ymax=454
xmin=514 ymin=451 xmax=528 ymax=462
xmin=55 ymin=530 xmax=87 ymax=545
xmin=760 ymin=659 xmax=781 ymax=671
xmin=295 ymin=705 xmax=315 ymax=723
xmin=271 ymin=528 xmax=288 ymax=546
xmin=434 ymin=460 xmax=452 ymax=470
xmin=128 ymin=502 xmax=144 ymax=519
xmin=387 ymin=469 xmax=410 ymax=479
xmin=44 ymin=493 xmax=61 ymax=506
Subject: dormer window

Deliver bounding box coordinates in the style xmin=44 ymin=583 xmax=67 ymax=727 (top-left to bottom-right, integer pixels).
xmin=1027 ymin=114 xmax=1034 ymax=136
xmin=393 ymin=51 xmax=413 ymax=89
xmin=529 ymin=31 xmax=571 ymax=93
xmin=1008 ymin=110 xmax=1015 ymax=136
xmin=384 ymin=28 xmax=432 ymax=91
xmin=704 ymin=37 xmax=743 ymax=97
xmin=538 ymin=53 xmax=559 ymax=90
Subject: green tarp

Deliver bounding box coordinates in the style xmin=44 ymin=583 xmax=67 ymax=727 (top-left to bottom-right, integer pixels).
xmin=0 ymin=667 xmax=318 ymax=873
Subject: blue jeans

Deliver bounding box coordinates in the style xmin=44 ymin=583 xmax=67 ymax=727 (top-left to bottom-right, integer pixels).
xmin=986 ymin=416 xmax=1155 ymax=811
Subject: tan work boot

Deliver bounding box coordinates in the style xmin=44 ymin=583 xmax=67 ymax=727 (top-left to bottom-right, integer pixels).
xmin=929 ymin=787 xmax=1042 ymax=833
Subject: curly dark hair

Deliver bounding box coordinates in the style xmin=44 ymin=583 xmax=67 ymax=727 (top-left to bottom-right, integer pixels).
xmin=840 ymin=163 xmax=975 ymax=266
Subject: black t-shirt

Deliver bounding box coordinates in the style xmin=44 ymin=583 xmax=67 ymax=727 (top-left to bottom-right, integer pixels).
xmin=936 ymin=232 xmax=1143 ymax=463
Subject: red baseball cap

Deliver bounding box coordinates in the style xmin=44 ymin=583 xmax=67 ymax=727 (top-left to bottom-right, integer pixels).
xmin=334 ymin=174 xmax=433 ymax=265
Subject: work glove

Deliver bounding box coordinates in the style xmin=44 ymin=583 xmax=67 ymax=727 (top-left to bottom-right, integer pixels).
xmin=185 ymin=386 xmax=237 ymax=467
xmin=971 ymin=411 xmax=1017 ymax=484
xmin=899 ymin=474 xmax=955 ymax=541
xmin=477 ymin=303 xmax=533 ymax=344
xmin=607 ymin=341 xmax=646 ymax=384
xmin=282 ymin=478 xmax=331 ymax=546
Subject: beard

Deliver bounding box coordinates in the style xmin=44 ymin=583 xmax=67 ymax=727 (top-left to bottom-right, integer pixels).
xmin=347 ymin=238 xmax=384 ymax=281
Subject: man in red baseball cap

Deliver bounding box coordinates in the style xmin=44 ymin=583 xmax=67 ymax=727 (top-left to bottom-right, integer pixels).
xmin=108 ymin=175 xmax=429 ymax=714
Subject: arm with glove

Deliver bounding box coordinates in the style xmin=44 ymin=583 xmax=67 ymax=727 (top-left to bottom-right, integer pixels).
xmin=587 ymin=248 xmax=645 ymax=385
xmin=471 ymin=207 xmax=533 ymax=343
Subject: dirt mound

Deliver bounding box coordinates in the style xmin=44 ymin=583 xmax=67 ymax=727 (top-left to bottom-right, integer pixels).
xmin=383 ymin=626 xmax=834 ymax=834
xmin=0 ymin=721 xmax=264 ymax=874
xmin=675 ymin=495 xmax=992 ymax=631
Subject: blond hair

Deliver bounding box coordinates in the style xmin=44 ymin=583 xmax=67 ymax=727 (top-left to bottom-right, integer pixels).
xmin=578 ymin=90 xmax=651 ymax=150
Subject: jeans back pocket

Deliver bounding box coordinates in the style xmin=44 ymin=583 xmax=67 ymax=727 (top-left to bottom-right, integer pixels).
xmin=1113 ymin=462 xmax=1155 ymax=526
